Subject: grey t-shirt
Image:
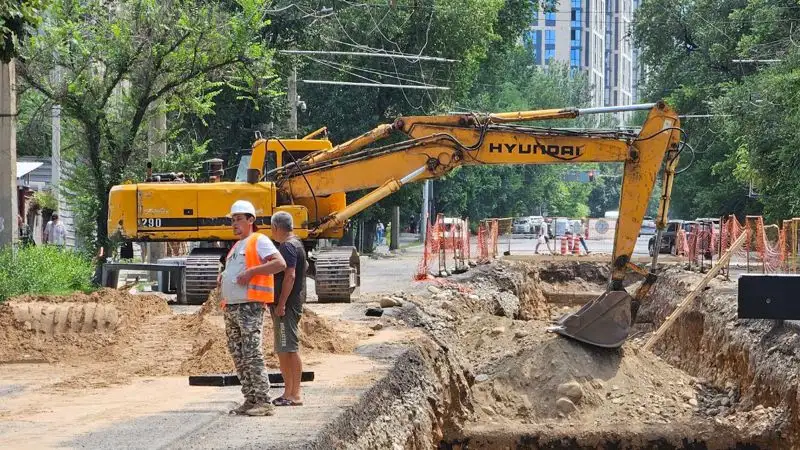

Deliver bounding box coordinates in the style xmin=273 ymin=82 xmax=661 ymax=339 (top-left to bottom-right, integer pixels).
xmin=221 ymin=234 xmax=279 ymax=305
xmin=274 ymin=237 xmax=307 ymax=313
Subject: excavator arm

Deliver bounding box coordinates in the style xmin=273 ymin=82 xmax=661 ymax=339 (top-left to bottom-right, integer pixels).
xmin=270 ymin=101 xmax=682 ymax=348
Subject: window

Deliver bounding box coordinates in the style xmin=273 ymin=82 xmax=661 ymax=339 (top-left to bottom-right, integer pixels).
xmin=667 ymin=223 xmax=678 ymax=232
xmin=281 ymin=151 xmax=309 ymax=167
xmin=545 ymin=30 xmax=556 ymax=46
xmin=571 ymin=0 xmax=581 ymax=7
xmin=545 ymin=48 xmax=555 ymax=64
xmin=532 ymin=8 xmax=539 ymax=25
xmin=265 ymin=152 xmax=277 ymax=180
xmin=523 ymin=30 xmax=542 ymax=65
xmin=570 ymin=48 xmax=581 ymax=68
xmin=570 ymin=29 xmax=581 ymax=47
xmin=235 ymin=154 xmax=252 ymax=182
xmin=545 ymin=11 xmax=556 ymax=26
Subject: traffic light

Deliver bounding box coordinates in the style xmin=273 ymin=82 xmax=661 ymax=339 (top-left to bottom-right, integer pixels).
xmin=588 ymin=170 xmax=595 ymax=182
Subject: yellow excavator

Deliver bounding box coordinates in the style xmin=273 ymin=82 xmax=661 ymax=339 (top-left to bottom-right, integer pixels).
xmin=108 ymin=100 xmax=682 ymax=348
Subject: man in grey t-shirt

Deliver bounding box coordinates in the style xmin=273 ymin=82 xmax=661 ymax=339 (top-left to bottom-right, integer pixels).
xmin=269 ymin=211 xmax=307 ymax=406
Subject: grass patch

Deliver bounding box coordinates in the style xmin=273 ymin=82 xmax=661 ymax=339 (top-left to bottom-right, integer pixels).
xmin=0 ymin=245 xmax=96 ymax=302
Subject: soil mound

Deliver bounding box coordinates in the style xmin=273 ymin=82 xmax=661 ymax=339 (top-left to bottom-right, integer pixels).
xmin=178 ymin=307 xmax=358 ymax=375
xmin=2 ymin=287 xmax=364 ymax=389
xmin=0 ymin=289 xmax=170 ymax=363
xmin=472 ymin=332 xmax=697 ymax=424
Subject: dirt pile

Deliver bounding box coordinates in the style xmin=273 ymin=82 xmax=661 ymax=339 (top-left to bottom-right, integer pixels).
xmin=179 ymin=295 xmax=360 ymax=374
xmin=1 ymin=288 xmax=365 ymax=389
xmin=0 ymin=289 xmax=170 ymax=363
xmin=469 ymin=330 xmax=700 ymax=426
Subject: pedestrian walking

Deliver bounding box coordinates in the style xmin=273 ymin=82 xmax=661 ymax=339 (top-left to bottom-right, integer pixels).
xmin=375 ymin=221 xmax=385 ymax=246
xmin=535 ymin=224 xmax=554 ymax=254
xmin=44 ymin=213 xmax=66 ymax=247
xmin=269 ymin=211 xmax=307 ymax=407
xmin=219 ymin=200 xmax=286 ymax=417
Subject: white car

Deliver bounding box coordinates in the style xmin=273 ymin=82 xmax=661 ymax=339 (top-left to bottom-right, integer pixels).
xmin=513 ymin=217 xmax=532 ymax=234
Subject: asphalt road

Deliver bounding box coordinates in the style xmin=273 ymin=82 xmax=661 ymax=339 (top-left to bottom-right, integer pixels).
xmin=498 ymin=234 xmax=654 ymax=256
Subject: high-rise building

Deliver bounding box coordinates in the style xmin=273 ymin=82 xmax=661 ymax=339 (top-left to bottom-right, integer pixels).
xmin=523 ymin=0 xmax=638 ymax=122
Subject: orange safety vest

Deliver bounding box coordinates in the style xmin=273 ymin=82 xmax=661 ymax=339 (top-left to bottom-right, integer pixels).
xmin=221 ymin=233 xmax=275 ymax=307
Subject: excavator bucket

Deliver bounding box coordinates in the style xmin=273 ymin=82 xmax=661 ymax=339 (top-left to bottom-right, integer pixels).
xmin=550 ymin=290 xmax=632 ymax=348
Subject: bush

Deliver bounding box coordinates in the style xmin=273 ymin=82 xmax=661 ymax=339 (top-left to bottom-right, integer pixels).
xmin=0 ymin=245 xmax=96 ymax=302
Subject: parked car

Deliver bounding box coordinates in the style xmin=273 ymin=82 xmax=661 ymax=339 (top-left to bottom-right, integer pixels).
xmin=648 ymin=220 xmax=696 ymax=256
xmin=639 ymin=216 xmax=657 ymax=236
xmin=513 ymin=217 xmax=532 ymax=234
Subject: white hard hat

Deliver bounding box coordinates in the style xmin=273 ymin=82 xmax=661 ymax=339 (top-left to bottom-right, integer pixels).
xmin=229 ymin=200 xmax=256 ymax=217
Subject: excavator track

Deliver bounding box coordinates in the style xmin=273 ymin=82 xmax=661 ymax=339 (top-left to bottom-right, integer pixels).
xmin=185 ymin=249 xmax=225 ymax=305
xmin=311 ymin=247 xmax=360 ymax=303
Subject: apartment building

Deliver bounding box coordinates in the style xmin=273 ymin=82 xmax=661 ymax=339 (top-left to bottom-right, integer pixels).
xmin=523 ymin=0 xmax=639 ymax=121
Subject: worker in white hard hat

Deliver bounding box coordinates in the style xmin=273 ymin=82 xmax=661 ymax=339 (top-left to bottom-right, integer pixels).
xmin=218 ymin=199 xmax=286 ymax=417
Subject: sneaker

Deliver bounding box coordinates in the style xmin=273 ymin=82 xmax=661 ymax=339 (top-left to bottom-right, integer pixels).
xmin=229 ymin=400 xmax=256 ymax=415
xmin=245 ymin=401 xmax=275 ymax=416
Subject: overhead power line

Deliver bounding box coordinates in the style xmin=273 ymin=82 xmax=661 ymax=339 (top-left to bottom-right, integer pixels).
xmin=280 ymin=50 xmax=458 ymax=63
xmin=731 ymin=59 xmax=781 ymax=63
xmin=302 ymin=80 xmax=450 ymax=90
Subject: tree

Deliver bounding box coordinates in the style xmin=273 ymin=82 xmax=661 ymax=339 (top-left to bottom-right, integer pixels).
xmin=632 ymin=0 xmax=768 ymax=221
xmin=18 ymin=0 xmax=279 ymax=253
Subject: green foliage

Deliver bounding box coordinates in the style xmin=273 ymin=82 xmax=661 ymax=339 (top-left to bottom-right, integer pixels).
xmin=0 ymin=0 xmax=47 ymax=62
xmin=19 ymin=0 xmax=280 ymax=252
xmin=16 ymin=87 xmax=52 ymax=156
xmin=150 ymin=139 xmax=210 ymax=181
xmin=632 ymin=0 xmax=779 ymax=221
xmin=0 ymin=245 xmax=95 ymax=301
xmin=31 ymin=190 xmax=57 ymax=211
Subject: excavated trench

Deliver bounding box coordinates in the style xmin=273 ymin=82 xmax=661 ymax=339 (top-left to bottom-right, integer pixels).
xmin=312 ymin=260 xmax=795 ymax=449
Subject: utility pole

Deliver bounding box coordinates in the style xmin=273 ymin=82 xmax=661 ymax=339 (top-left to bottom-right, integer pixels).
xmin=0 ymin=60 xmax=18 ymax=248
xmin=288 ymin=64 xmax=297 ymax=137
xmin=390 ymin=206 xmax=399 ymax=251
xmin=51 ymin=63 xmax=63 ymax=223
xmin=147 ymin=102 xmax=167 ymax=278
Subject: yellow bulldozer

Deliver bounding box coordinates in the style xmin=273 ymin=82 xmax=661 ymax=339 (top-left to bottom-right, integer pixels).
xmin=107 ymin=101 xmax=683 ymax=348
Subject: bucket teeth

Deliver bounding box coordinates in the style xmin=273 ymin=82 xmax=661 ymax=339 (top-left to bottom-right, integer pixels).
xmin=552 ymin=290 xmax=632 ymax=348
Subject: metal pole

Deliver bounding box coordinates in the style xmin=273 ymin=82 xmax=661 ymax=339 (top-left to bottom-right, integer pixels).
xmin=791 ymin=219 xmax=797 ymax=273
xmin=289 ymin=65 xmax=297 ymax=137
xmin=746 ymin=220 xmax=751 ymax=273
xmin=51 ymin=82 xmax=62 ymax=208
xmin=390 ymin=206 xmax=399 ymax=251
xmin=420 ymin=180 xmax=429 ymax=242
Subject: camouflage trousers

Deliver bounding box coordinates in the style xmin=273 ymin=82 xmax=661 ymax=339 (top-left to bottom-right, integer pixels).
xmin=223 ymin=302 xmax=271 ymax=403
